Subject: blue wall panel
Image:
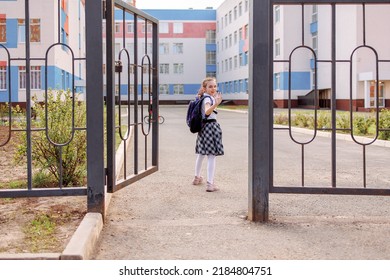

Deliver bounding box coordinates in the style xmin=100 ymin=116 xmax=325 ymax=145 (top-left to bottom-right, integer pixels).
xmin=5 ymin=19 xmax=17 ymax=48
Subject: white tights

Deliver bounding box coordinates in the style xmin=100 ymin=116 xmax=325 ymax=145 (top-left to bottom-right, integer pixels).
xmin=195 ymin=154 xmax=216 ymax=184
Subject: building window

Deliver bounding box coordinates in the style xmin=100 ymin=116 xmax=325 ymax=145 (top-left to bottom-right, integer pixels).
xmin=229 ymin=34 xmax=232 ymax=47
xmin=173 ymin=84 xmax=184 ymax=94
xmin=239 ymin=2 xmax=243 ymax=16
xmin=221 ymin=38 xmax=224 ymax=50
xmin=234 ymin=55 xmax=238 ymax=68
xmin=216 ymin=20 xmax=219 ymax=32
xmin=173 ymin=63 xmax=184 ymax=74
xmin=159 ymin=22 xmax=169 ymax=33
xmin=312 ymin=32 xmax=318 ymax=56
xmin=206 ymin=72 xmax=216 ymax=78
xmin=225 ymin=14 xmax=228 ymax=27
xmin=234 ymin=6 xmax=237 ymax=20
xmin=159 ymin=84 xmax=169 ymax=94
xmin=312 ymin=5 xmax=318 ymax=22
xmin=159 ymin=43 xmax=169 ymax=55
xmin=369 ymin=81 xmax=385 ymax=107
xmin=206 ymin=51 xmax=216 ymax=64
xmin=0 ymin=66 xmax=6 ymax=90
xmin=19 ymin=19 xmax=41 ymax=43
xmin=173 ymin=43 xmax=183 ymax=54
xmin=239 ymin=28 xmax=243 ymax=40
xmin=244 ymin=52 xmax=249 ymax=65
xmin=142 ymin=43 xmax=153 ymax=55
xmin=275 ymin=73 xmax=281 ymax=90
xmin=234 ymin=31 xmax=237 ymax=44
xmin=275 ymin=38 xmax=280 ymax=57
xmin=115 ymin=23 xmax=121 ymax=33
xmin=19 ymin=66 xmax=41 ymax=90
xmin=229 ymin=11 xmax=232 ymax=24
xmin=275 ymin=5 xmax=280 ymax=23
xmin=239 ymin=53 xmax=243 ymax=66
xmin=173 ymin=22 xmax=183 ymax=33
xmin=127 ymin=22 xmax=134 ymax=33
xmin=0 ymin=19 xmax=6 ymax=43
xmin=221 ymin=61 xmax=224 ymax=73
xmin=221 ymin=17 xmax=223 ymax=29
xmin=225 ymin=36 xmax=228 ymax=49
xmin=245 ymin=25 xmax=249 ymax=39
xmin=206 ymin=30 xmax=216 ymax=44
xmin=143 ymin=23 xmax=152 ymax=34
xmin=229 ymin=57 xmax=232 ymax=70
xmin=159 ymin=64 xmax=169 ymax=74
xmin=225 ymin=59 xmax=228 ymax=71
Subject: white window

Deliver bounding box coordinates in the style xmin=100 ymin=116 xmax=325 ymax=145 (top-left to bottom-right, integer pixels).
xmin=0 ymin=19 xmax=6 ymax=43
xmin=239 ymin=28 xmax=243 ymax=40
xmin=19 ymin=66 xmax=41 ymax=90
xmin=312 ymin=32 xmax=318 ymax=55
xmin=225 ymin=36 xmax=228 ymax=49
xmin=234 ymin=6 xmax=237 ymax=20
xmin=312 ymin=5 xmax=318 ymax=22
xmin=159 ymin=43 xmax=169 ymax=55
xmin=159 ymin=84 xmax=169 ymax=94
xmin=275 ymin=5 xmax=280 ymax=23
xmin=17 ymin=19 xmax=41 ymax=43
xmin=142 ymin=43 xmax=153 ymax=54
xmin=206 ymin=51 xmax=216 ymax=64
xmin=221 ymin=61 xmax=224 ymax=73
xmin=245 ymin=25 xmax=249 ymax=39
xmin=221 ymin=38 xmax=224 ymax=50
xmin=239 ymin=2 xmax=243 ymax=16
xmin=234 ymin=31 xmax=238 ymax=44
xmin=225 ymin=59 xmax=228 ymax=71
xmin=173 ymin=63 xmax=184 ymax=74
xmin=206 ymin=30 xmax=216 ymax=44
xmin=225 ymin=14 xmax=228 ymax=26
xmin=173 ymin=22 xmax=183 ymax=33
xmin=206 ymin=71 xmax=216 ymax=78
xmin=245 ymin=0 xmax=249 ymax=12
xmin=143 ymin=23 xmax=152 ymax=34
xmin=221 ymin=17 xmax=223 ymax=29
xmin=173 ymin=84 xmax=184 ymax=94
xmin=229 ymin=34 xmax=232 ymax=47
xmin=159 ymin=64 xmax=169 ymax=74
xmin=229 ymin=11 xmax=232 ymax=24
xmin=173 ymin=43 xmax=183 ymax=54
xmin=229 ymin=57 xmax=232 ymax=70
xmin=159 ymin=22 xmax=169 ymax=33
xmin=127 ymin=22 xmax=134 ymax=33
xmin=275 ymin=73 xmax=280 ymax=90
xmin=234 ymin=55 xmax=238 ymax=69
xmin=369 ymin=81 xmax=385 ymax=108
xmin=115 ymin=23 xmax=121 ymax=33
xmin=275 ymin=38 xmax=280 ymax=57
xmin=0 ymin=66 xmax=6 ymax=90
xmin=239 ymin=54 xmax=243 ymax=66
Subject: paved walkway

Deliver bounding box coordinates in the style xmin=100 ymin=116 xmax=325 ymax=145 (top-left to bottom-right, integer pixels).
xmin=91 ymin=106 xmax=390 ymax=260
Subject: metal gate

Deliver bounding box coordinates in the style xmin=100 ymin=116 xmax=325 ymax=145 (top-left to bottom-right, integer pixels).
xmin=0 ymin=0 xmax=158 ymax=216
xmin=249 ymin=0 xmax=390 ymax=222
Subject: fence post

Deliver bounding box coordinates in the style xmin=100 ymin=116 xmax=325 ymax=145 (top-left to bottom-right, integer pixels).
xmin=86 ymin=0 xmax=105 ymax=215
xmin=248 ymin=0 xmax=272 ymax=222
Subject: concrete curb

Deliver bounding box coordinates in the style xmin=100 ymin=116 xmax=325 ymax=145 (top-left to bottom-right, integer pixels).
xmin=60 ymin=213 xmax=103 ymax=260
xmin=0 ymin=253 xmax=61 ymax=260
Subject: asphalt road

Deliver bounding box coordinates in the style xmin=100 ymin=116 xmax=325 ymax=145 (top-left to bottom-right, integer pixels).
xmin=92 ymin=105 xmax=390 ymax=260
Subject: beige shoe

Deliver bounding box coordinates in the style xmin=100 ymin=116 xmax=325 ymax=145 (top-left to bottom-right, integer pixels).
xmin=192 ymin=176 xmax=204 ymax=185
xmin=206 ymin=182 xmax=219 ymax=192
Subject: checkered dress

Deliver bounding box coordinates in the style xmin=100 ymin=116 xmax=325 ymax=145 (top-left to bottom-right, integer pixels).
xmin=195 ymin=121 xmax=224 ymax=156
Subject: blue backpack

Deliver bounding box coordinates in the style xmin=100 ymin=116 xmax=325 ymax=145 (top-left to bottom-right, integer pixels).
xmin=186 ymin=96 xmax=212 ymax=133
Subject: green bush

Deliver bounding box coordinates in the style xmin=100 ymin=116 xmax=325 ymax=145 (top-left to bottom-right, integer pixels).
xmin=15 ymin=90 xmax=87 ymax=187
xmin=379 ymin=109 xmax=390 ymax=140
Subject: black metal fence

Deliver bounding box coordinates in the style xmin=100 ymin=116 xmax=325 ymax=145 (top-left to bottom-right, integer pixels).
xmin=0 ymin=0 xmax=159 ymax=215
xmin=249 ymin=0 xmax=390 ymax=222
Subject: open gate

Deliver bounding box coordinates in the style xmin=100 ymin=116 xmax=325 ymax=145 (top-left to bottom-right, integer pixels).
xmin=0 ymin=0 xmax=158 ymax=216
xmin=249 ymin=0 xmax=390 ymax=222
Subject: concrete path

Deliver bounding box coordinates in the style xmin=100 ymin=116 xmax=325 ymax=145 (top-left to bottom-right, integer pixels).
xmin=91 ymin=105 xmax=390 ymax=260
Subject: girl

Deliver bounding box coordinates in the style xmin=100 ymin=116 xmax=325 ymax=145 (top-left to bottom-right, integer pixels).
xmin=193 ymin=77 xmax=224 ymax=192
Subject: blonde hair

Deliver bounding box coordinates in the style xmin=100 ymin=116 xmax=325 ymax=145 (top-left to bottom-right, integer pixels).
xmin=198 ymin=77 xmax=216 ymax=97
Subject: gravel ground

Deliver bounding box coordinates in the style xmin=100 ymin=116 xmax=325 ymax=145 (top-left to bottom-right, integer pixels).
xmin=92 ymin=106 xmax=390 ymax=260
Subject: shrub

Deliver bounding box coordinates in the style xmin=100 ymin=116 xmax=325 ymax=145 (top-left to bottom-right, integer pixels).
xmin=15 ymin=90 xmax=87 ymax=187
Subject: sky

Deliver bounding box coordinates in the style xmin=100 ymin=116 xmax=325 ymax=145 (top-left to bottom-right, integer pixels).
xmin=136 ymin=0 xmax=225 ymax=10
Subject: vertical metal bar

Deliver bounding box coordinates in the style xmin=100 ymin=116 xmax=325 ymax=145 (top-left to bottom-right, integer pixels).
xmin=58 ymin=0 xmax=61 ymax=43
xmin=331 ymin=3 xmax=336 ymax=188
xmin=363 ymin=145 xmax=366 ymax=188
xmin=301 ymin=144 xmax=305 ymax=187
xmin=301 ymin=4 xmax=304 ymax=46
xmin=25 ymin=0 xmax=32 ymax=190
xmin=248 ymin=0 xmax=271 ymax=222
xmin=86 ymin=0 xmax=105 ymax=214
xmin=106 ymin=0 xmax=116 ymax=192
xmin=152 ymin=21 xmax=159 ymax=167
xmin=134 ymin=15 xmax=139 ymax=175
xmin=362 ymin=4 xmax=366 ymax=46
